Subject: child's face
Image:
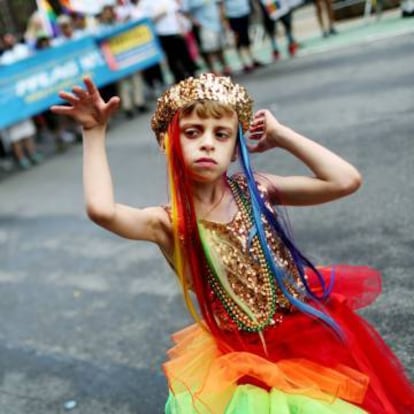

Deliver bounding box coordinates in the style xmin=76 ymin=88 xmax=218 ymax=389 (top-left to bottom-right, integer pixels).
xmin=179 ymin=110 xmax=238 ymax=183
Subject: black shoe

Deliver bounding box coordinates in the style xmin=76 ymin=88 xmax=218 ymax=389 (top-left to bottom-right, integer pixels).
xmin=252 ymin=60 xmax=265 ymax=68
xmin=124 ymin=110 xmax=134 ymax=119
xmin=329 ymin=27 xmax=338 ymax=35
xmin=136 ymin=105 xmax=149 ymax=114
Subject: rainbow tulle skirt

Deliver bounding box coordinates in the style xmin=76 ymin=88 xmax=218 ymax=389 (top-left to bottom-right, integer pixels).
xmin=163 ymin=266 xmax=414 ymax=413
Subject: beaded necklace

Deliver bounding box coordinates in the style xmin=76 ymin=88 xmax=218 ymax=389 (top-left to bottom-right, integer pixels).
xmin=204 ymin=177 xmax=278 ymax=333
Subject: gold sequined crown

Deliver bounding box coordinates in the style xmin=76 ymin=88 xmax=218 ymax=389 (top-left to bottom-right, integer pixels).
xmin=151 ymin=73 xmax=253 ymax=142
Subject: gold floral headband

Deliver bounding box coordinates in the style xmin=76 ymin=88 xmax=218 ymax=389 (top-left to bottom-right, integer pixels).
xmin=151 ymin=73 xmax=253 ymax=142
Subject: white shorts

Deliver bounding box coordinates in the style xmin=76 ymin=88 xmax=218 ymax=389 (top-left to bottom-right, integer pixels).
xmin=200 ymin=27 xmax=223 ymax=53
xmin=3 ymin=119 xmax=36 ymax=144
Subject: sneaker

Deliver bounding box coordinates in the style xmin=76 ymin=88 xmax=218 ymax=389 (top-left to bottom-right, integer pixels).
xmin=124 ymin=110 xmax=134 ymax=120
xmin=329 ymin=27 xmax=338 ymax=35
xmin=252 ymin=60 xmax=265 ymax=68
xmin=136 ymin=105 xmax=149 ymax=114
xmin=29 ymin=152 xmax=43 ymax=164
xmin=288 ymin=42 xmax=298 ymax=57
xmin=222 ymin=67 xmax=233 ymax=77
xmin=273 ymin=50 xmax=281 ymax=61
xmin=17 ymin=157 xmax=31 ymax=170
xmin=243 ymin=65 xmax=254 ymax=73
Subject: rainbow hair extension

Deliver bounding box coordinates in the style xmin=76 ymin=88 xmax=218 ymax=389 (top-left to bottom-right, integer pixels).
xmin=236 ymin=125 xmax=343 ymax=338
xmin=164 ymin=112 xmax=246 ymax=351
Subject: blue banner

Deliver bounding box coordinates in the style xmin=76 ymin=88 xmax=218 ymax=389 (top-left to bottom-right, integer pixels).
xmin=0 ymin=18 xmax=163 ymax=129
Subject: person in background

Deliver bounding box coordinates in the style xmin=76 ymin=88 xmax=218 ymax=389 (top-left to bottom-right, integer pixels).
xmin=98 ymin=4 xmax=148 ymax=119
xmin=53 ymin=14 xmax=84 ymax=46
xmin=129 ymin=0 xmax=168 ymax=99
xmin=33 ymin=32 xmax=80 ymax=150
xmin=24 ymin=11 xmax=49 ymax=50
xmin=256 ymin=0 xmax=299 ymax=59
xmin=115 ymin=0 xmax=150 ymax=117
xmin=182 ymin=0 xmax=233 ymax=76
xmin=139 ymin=0 xmax=198 ymax=83
xmin=220 ymin=0 xmax=265 ymax=73
xmin=0 ymin=33 xmax=43 ymax=169
xmin=313 ymin=0 xmax=338 ymax=37
xmin=69 ymin=11 xmax=91 ymax=35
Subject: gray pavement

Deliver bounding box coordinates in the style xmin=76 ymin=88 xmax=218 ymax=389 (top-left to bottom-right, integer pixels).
xmin=1 ymin=18 xmax=414 ymax=414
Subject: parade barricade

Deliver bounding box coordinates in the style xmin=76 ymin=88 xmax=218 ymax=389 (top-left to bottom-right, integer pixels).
xmin=0 ymin=18 xmax=163 ymax=129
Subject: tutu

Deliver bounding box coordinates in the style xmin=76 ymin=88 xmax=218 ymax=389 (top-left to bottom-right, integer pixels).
xmin=163 ymin=266 xmax=414 ymax=413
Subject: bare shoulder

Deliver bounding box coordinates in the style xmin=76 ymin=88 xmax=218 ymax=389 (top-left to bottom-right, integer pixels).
xmin=92 ymin=204 xmax=173 ymax=252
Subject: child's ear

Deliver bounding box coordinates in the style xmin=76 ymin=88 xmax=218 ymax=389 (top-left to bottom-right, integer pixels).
xmin=159 ymin=133 xmax=166 ymax=153
xmin=231 ymin=148 xmax=237 ymax=162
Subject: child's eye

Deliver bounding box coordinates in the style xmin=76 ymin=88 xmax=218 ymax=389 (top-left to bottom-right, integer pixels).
xmin=184 ymin=129 xmax=199 ymax=138
xmin=216 ymin=131 xmax=230 ymax=140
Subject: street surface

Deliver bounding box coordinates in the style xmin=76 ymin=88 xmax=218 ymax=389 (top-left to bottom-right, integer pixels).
xmin=1 ymin=29 xmax=413 ymax=413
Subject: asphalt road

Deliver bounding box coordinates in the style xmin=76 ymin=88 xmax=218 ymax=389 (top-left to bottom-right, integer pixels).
xmin=0 ymin=32 xmax=413 ymax=413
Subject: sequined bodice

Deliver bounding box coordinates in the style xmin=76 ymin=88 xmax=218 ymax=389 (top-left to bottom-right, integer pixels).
xmin=201 ymin=175 xmax=305 ymax=333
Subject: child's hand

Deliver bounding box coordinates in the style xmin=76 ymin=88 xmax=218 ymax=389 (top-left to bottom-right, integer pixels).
xmin=50 ymin=77 xmax=120 ymax=130
xmin=247 ymin=109 xmax=285 ymax=153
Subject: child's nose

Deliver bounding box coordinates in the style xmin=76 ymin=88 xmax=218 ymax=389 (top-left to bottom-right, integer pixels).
xmin=200 ymin=133 xmax=215 ymax=151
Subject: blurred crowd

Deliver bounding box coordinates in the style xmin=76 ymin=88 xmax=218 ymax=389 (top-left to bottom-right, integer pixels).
xmin=0 ymin=0 xmax=339 ymax=172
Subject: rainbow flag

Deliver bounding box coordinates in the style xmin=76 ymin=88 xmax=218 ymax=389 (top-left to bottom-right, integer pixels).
xmin=36 ymin=0 xmax=59 ymax=36
xmin=59 ymin=0 xmax=74 ymax=13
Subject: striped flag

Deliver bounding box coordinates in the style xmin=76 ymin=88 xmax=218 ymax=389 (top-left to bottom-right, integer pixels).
xmin=36 ymin=0 xmax=59 ymax=36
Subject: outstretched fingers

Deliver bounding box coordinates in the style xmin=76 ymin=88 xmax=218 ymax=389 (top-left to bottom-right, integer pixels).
xmin=50 ymin=104 xmax=74 ymax=115
xmin=72 ymin=85 xmax=89 ymax=100
xmin=58 ymin=90 xmax=80 ymax=106
xmin=105 ymin=96 xmax=121 ymax=117
xmin=83 ymin=76 xmax=99 ymax=97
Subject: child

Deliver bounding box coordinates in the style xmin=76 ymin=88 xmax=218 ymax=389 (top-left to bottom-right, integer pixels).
xmin=51 ymin=73 xmax=414 ymax=413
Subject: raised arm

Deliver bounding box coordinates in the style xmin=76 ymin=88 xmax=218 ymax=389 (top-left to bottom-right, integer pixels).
xmin=248 ymin=109 xmax=362 ymax=206
xmin=50 ymin=77 xmax=172 ymax=251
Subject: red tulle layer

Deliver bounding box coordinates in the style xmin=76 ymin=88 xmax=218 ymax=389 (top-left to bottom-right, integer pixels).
xmin=225 ymin=266 xmax=414 ymax=413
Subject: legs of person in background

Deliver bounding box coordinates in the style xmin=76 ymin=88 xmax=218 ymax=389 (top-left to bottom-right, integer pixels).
xmin=10 ymin=137 xmax=43 ymax=170
xmin=5 ymin=120 xmax=43 ymax=169
xmin=259 ymin=2 xmax=281 ymax=60
xmin=280 ymin=12 xmax=299 ymax=57
xmin=314 ymin=0 xmax=338 ymax=37
xmin=142 ymin=63 xmax=167 ymax=99
xmin=214 ymin=49 xmax=232 ymax=76
xmin=35 ymin=111 xmax=77 ymax=152
xmin=159 ymin=35 xmax=197 ymax=83
xmin=197 ymin=26 xmax=232 ymax=75
xmin=191 ymin=24 xmax=211 ymax=71
xmin=131 ymin=72 xmax=146 ymax=113
xmin=118 ymin=71 xmax=148 ymax=119
xmin=228 ymin=15 xmax=265 ymax=73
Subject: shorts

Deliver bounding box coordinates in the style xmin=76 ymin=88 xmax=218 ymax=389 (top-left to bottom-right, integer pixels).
xmin=2 ymin=119 xmax=36 ymax=144
xmin=199 ymin=27 xmax=224 ymax=53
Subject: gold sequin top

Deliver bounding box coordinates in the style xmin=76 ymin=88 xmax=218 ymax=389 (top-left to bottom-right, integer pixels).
xmin=200 ymin=174 xmax=306 ymax=333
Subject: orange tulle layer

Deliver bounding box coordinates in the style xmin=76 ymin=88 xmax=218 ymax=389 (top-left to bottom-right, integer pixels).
xmin=163 ymin=266 xmax=414 ymax=413
xmin=164 ymin=323 xmax=371 ymax=413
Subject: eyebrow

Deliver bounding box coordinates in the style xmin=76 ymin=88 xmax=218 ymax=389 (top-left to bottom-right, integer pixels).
xmin=180 ymin=122 xmax=235 ymax=132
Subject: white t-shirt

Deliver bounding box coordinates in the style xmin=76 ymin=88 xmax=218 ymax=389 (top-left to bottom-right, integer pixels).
xmin=139 ymin=0 xmax=182 ymax=35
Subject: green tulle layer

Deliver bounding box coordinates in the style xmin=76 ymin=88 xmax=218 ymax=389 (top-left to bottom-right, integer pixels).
xmin=165 ymin=384 xmax=368 ymax=414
